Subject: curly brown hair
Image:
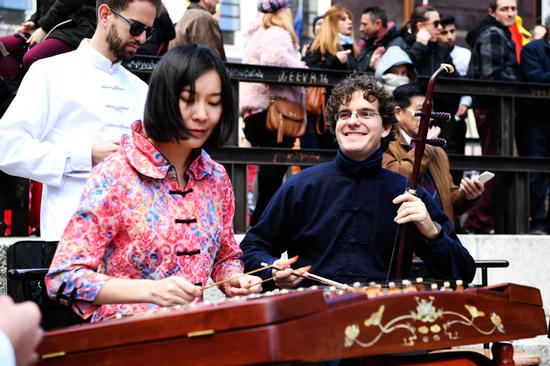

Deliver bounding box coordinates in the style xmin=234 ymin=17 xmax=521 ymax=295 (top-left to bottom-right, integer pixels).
xmin=326 ymin=72 xmax=396 ymax=133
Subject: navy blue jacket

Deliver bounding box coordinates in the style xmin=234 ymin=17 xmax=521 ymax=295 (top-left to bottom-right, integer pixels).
xmin=521 ymin=38 xmax=550 ymax=83
xmin=241 ymin=149 xmax=476 ymax=287
xmin=520 ymin=38 xmax=550 ymax=123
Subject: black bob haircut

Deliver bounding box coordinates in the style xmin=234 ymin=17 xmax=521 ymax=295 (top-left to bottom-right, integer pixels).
xmin=144 ymin=45 xmax=235 ymax=147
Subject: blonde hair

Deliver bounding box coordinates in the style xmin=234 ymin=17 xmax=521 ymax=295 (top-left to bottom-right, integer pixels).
xmin=310 ymin=5 xmax=358 ymax=58
xmin=263 ymin=8 xmax=299 ymax=46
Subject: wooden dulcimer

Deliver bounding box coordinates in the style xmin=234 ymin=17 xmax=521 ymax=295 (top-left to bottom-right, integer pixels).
xmin=37 ymin=283 xmax=547 ymax=365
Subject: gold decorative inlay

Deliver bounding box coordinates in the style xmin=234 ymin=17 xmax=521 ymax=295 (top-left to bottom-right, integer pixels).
xmin=344 ymin=296 xmax=505 ymax=348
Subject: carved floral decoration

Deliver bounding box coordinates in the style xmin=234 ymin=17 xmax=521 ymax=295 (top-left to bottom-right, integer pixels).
xmin=344 ymin=296 xmax=505 ymax=348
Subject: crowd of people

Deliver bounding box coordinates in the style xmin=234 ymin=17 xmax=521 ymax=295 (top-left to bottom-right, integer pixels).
xmin=0 ymin=0 xmax=548 ymax=364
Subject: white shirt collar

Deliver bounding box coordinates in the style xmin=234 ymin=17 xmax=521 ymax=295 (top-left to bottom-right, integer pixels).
xmin=76 ymin=39 xmax=123 ymax=73
xmin=399 ymin=128 xmax=413 ymax=145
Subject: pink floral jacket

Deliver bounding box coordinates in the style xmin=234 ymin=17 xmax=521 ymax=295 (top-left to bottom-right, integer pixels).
xmin=45 ymin=121 xmax=243 ymax=322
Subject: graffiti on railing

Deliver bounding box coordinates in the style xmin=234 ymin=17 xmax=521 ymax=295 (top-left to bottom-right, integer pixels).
xmin=226 ymin=67 xmax=264 ymax=80
xmin=277 ymin=71 xmax=329 ymax=85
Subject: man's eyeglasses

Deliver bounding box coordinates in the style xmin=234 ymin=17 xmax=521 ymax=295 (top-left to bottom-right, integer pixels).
xmin=335 ymin=110 xmax=380 ymax=122
xmin=109 ymin=6 xmax=154 ymax=39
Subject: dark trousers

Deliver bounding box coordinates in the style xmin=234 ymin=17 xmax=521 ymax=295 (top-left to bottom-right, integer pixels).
xmin=463 ymin=106 xmax=495 ymax=233
xmin=0 ymin=35 xmax=72 ymax=80
xmin=517 ymin=120 xmax=550 ymax=227
xmin=244 ymin=110 xmax=293 ymax=225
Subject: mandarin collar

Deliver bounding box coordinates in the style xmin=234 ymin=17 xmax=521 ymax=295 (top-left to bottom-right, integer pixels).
xmin=76 ymin=39 xmax=123 ymax=73
xmin=121 ymin=121 xmax=215 ymax=180
xmin=335 ymin=149 xmax=383 ymax=178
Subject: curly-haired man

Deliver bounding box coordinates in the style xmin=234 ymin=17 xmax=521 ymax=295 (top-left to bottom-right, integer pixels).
xmin=241 ymin=73 xmax=475 ymax=288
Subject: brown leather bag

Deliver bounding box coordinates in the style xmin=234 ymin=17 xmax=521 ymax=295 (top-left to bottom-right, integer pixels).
xmin=266 ymin=97 xmax=306 ymax=143
xmin=305 ymin=87 xmax=328 ymax=135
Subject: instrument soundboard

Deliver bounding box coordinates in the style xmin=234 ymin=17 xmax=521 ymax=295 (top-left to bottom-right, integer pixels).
xmin=37 ymin=283 xmax=547 ymax=365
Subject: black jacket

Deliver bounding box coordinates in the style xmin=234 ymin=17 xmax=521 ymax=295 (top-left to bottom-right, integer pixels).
xmin=466 ymin=15 xmax=519 ymax=81
xmin=357 ymin=25 xmax=400 ymax=72
xmin=393 ymin=32 xmax=455 ymax=77
xmin=30 ymin=0 xmax=96 ymax=50
xmin=303 ymin=44 xmax=357 ymax=71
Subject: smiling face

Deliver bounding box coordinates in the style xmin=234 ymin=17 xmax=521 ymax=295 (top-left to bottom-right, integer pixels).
xmin=178 ymin=69 xmax=223 ymax=149
xmin=335 ymin=91 xmax=391 ymax=161
xmin=489 ymin=0 xmax=517 ymax=27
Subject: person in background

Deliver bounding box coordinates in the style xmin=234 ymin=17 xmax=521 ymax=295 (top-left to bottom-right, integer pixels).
xmin=301 ymin=15 xmax=323 ymax=57
xmin=383 ymin=83 xmax=484 ymax=231
xmin=518 ymin=16 xmax=550 ymax=234
xmin=437 ymin=14 xmax=470 ymax=182
xmin=464 ymin=0 xmax=519 ymax=234
xmin=302 ymin=5 xmax=358 ymax=150
xmin=393 ymin=6 xmax=455 ymax=77
xmin=241 ymin=73 xmax=476 ymax=290
xmin=240 ymin=0 xmax=306 ymax=225
xmin=531 ymin=24 xmax=546 ymax=40
xmin=137 ymin=2 xmax=175 ymax=56
xmin=357 ymin=6 xmax=400 ymax=73
xmin=170 ymin=0 xmax=225 ymax=60
xmin=46 ymin=45 xmax=262 ymax=322
xmin=0 ymin=0 xmax=96 ymax=80
xmin=374 ymin=45 xmax=416 ymax=93
xmin=0 ymin=0 xmax=160 ymax=241
xmin=0 ymin=295 xmax=43 ymax=366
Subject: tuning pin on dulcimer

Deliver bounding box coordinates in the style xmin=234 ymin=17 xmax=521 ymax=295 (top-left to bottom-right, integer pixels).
xmin=415 ymin=277 xmax=425 ymax=292
xmin=388 ymin=282 xmax=401 ymax=295
xmin=442 ymin=281 xmax=451 ymax=292
xmin=402 ymin=279 xmax=416 ymax=293
xmin=455 ymin=280 xmax=464 ymax=292
xmin=365 ymin=282 xmax=381 ymax=299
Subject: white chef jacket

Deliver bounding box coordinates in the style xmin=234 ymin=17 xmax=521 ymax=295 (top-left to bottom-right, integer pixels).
xmin=0 ymin=330 xmax=15 ymax=366
xmin=0 ymin=39 xmax=148 ymax=240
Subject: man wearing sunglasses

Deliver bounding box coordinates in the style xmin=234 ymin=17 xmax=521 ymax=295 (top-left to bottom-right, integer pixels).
xmin=0 ymin=0 xmax=162 ymax=241
xmin=393 ymin=6 xmax=455 ymax=77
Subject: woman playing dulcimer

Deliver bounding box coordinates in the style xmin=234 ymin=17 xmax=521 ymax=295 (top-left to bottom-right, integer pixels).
xmin=45 ymin=45 xmax=262 ymax=322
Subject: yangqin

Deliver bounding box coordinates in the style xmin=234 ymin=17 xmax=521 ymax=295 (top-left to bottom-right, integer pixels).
xmin=36 ymin=282 xmax=547 ymax=365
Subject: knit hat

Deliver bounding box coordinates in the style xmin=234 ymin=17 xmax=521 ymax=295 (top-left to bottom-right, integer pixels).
xmin=257 ymin=0 xmax=290 ymax=14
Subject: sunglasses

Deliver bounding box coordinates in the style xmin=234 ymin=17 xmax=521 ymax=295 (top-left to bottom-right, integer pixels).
xmin=109 ymin=6 xmax=154 ymax=39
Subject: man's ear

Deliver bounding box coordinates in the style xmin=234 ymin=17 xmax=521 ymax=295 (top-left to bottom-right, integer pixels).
xmin=381 ymin=122 xmax=392 ymax=138
xmin=394 ymin=105 xmax=402 ymax=120
xmin=97 ymin=4 xmax=111 ymax=25
xmin=488 ymin=7 xmax=495 ymax=18
xmin=375 ymin=18 xmax=382 ymax=30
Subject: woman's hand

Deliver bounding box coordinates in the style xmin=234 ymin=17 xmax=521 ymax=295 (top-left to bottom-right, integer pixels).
xmin=336 ymin=49 xmax=352 ymax=64
xmin=148 ymin=276 xmax=202 ymax=307
xmin=27 ymin=27 xmax=46 ymax=47
xmin=393 ymin=192 xmax=440 ymax=239
xmin=222 ymin=274 xmax=263 ymax=296
xmin=16 ymin=21 xmax=35 ymax=35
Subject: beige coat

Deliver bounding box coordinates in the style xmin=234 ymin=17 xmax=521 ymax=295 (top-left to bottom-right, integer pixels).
xmin=170 ymin=3 xmax=226 ymax=60
xmin=383 ymin=129 xmax=478 ymax=229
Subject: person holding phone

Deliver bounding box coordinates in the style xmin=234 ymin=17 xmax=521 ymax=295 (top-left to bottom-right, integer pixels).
xmin=383 ymin=83 xmax=485 ymax=231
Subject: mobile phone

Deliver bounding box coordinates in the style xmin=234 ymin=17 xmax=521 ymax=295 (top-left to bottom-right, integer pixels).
xmin=477 ymin=171 xmax=494 ymax=184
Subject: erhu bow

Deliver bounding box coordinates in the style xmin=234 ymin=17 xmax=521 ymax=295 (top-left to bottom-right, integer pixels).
xmin=392 ymin=63 xmax=455 ymax=280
